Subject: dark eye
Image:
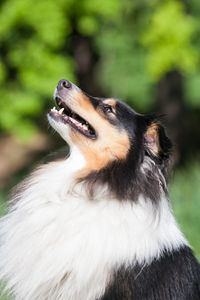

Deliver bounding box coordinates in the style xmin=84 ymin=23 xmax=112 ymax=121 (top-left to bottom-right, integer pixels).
xmin=103 ymin=104 xmax=113 ymax=114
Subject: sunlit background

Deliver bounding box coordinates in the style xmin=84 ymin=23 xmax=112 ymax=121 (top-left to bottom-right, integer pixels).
xmin=0 ymin=0 xmax=200 ymax=294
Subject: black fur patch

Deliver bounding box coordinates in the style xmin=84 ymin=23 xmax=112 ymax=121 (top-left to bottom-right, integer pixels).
xmin=79 ymin=116 xmax=171 ymax=202
xmin=77 ymin=95 xmax=172 ymax=202
xmin=101 ymin=246 xmax=200 ymax=300
xmin=80 ymin=153 xmax=167 ymax=202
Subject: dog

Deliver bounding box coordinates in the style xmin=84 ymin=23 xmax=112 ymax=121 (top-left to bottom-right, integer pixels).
xmin=0 ymin=79 xmax=199 ymax=300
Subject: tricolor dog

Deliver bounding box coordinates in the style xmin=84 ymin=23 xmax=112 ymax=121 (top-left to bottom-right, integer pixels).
xmin=0 ymin=79 xmax=199 ymax=300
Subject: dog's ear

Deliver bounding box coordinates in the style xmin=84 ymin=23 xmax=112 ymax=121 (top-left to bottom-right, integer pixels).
xmin=144 ymin=123 xmax=160 ymax=156
xmin=144 ymin=120 xmax=172 ymax=160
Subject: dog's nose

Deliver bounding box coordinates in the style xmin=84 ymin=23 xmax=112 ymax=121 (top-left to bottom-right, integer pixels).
xmin=57 ymin=79 xmax=72 ymax=89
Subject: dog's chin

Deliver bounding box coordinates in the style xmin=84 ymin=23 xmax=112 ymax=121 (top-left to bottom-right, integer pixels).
xmin=48 ymin=114 xmax=72 ymax=146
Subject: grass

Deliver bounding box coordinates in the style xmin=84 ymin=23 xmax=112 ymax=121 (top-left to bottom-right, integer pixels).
xmin=0 ymin=192 xmax=7 ymax=217
xmin=0 ymin=193 xmax=9 ymax=300
xmin=0 ymin=162 xmax=199 ymax=299
xmin=170 ymin=162 xmax=200 ymax=260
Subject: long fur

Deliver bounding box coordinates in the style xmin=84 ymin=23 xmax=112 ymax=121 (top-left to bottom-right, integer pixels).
xmin=0 ymin=150 xmax=187 ymax=300
xmin=0 ymin=79 xmax=199 ymax=300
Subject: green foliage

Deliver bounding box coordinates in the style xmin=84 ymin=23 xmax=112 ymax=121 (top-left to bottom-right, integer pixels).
xmin=1 ymin=0 xmax=200 ymax=139
xmin=142 ymin=0 xmax=197 ymax=80
xmin=0 ymin=0 xmax=121 ymax=140
xmin=0 ymin=0 xmax=75 ymax=140
xmin=96 ymin=4 xmax=154 ymax=111
xmin=0 ymin=191 xmax=7 ymax=218
xmin=170 ymin=162 xmax=200 ymax=260
xmin=185 ymin=72 xmax=200 ymax=107
xmin=0 ymin=89 xmax=42 ymax=139
xmin=96 ymin=26 xmax=153 ymax=111
xmin=96 ymin=0 xmax=200 ymax=110
xmin=77 ymin=0 xmax=121 ymax=35
xmin=183 ymin=0 xmax=200 ymax=106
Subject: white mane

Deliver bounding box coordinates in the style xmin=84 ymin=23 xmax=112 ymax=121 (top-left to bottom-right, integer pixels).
xmin=0 ymin=146 xmax=187 ymax=300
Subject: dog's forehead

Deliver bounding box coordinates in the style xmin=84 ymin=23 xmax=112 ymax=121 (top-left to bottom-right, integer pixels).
xmin=89 ymin=95 xmax=138 ymax=116
xmin=114 ymin=100 xmax=141 ymax=126
xmin=115 ymin=98 xmax=137 ymax=112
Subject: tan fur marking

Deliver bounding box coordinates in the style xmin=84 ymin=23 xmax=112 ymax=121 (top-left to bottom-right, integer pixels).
xmin=103 ymin=99 xmax=116 ymax=108
xmin=71 ymin=125 xmax=130 ymax=177
xmin=59 ymin=90 xmax=130 ymax=175
xmin=145 ymin=123 xmax=160 ymax=155
xmin=102 ymin=99 xmax=117 ymax=117
xmin=71 ymin=90 xmax=95 ymax=113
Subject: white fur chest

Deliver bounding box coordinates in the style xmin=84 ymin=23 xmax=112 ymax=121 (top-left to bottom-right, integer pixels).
xmin=0 ymin=151 xmax=187 ymax=300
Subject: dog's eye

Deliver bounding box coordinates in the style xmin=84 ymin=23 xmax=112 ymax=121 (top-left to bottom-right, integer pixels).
xmin=103 ymin=104 xmax=114 ymax=114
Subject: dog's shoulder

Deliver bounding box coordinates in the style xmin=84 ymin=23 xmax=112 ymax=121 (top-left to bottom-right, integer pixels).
xmin=101 ymin=246 xmax=200 ymax=300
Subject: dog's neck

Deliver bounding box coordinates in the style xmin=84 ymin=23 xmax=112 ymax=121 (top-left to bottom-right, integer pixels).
xmin=0 ymin=145 xmax=188 ymax=300
xmin=18 ymin=146 xmax=188 ymax=260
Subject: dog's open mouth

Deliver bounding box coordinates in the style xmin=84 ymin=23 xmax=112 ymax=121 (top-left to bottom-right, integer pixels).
xmin=49 ymin=97 xmax=97 ymax=139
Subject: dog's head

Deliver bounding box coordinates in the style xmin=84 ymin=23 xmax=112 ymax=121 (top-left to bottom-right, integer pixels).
xmin=48 ymin=79 xmax=172 ymax=200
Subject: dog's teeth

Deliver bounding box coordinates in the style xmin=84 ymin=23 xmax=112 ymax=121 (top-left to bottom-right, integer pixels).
xmin=52 ymin=107 xmax=56 ymax=111
xmin=69 ymin=116 xmax=89 ymax=132
xmin=71 ymin=118 xmax=78 ymax=125
xmin=59 ymin=108 xmax=64 ymax=114
xmin=83 ymin=124 xmax=88 ymax=130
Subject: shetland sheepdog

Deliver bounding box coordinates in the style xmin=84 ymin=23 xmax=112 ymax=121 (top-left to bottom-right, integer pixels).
xmin=0 ymin=79 xmax=199 ymax=300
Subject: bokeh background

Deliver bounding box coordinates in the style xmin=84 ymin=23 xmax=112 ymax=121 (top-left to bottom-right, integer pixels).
xmin=0 ymin=0 xmax=200 ymax=288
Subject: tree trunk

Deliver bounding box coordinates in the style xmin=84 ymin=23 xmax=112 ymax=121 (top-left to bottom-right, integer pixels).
xmin=155 ymin=71 xmax=189 ymax=166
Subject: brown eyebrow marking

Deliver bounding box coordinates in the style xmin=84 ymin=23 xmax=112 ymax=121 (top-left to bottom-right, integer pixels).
xmin=102 ymin=99 xmax=117 ymax=116
xmin=103 ymin=99 xmax=116 ymax=108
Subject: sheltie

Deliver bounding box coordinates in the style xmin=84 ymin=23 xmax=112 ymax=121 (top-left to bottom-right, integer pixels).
xmin=0 ymin=79 xmax=199 ymax=300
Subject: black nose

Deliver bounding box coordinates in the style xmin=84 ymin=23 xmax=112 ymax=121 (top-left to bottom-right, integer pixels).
xmin=58 ymin=79 xmax=72 ymax=89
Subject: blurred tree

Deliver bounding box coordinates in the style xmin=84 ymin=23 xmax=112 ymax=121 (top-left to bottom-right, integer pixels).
xmin=96 ymin=0 xmax=198 ymax=110
xmin=0 ymin=0 xmax=121 ymax=140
